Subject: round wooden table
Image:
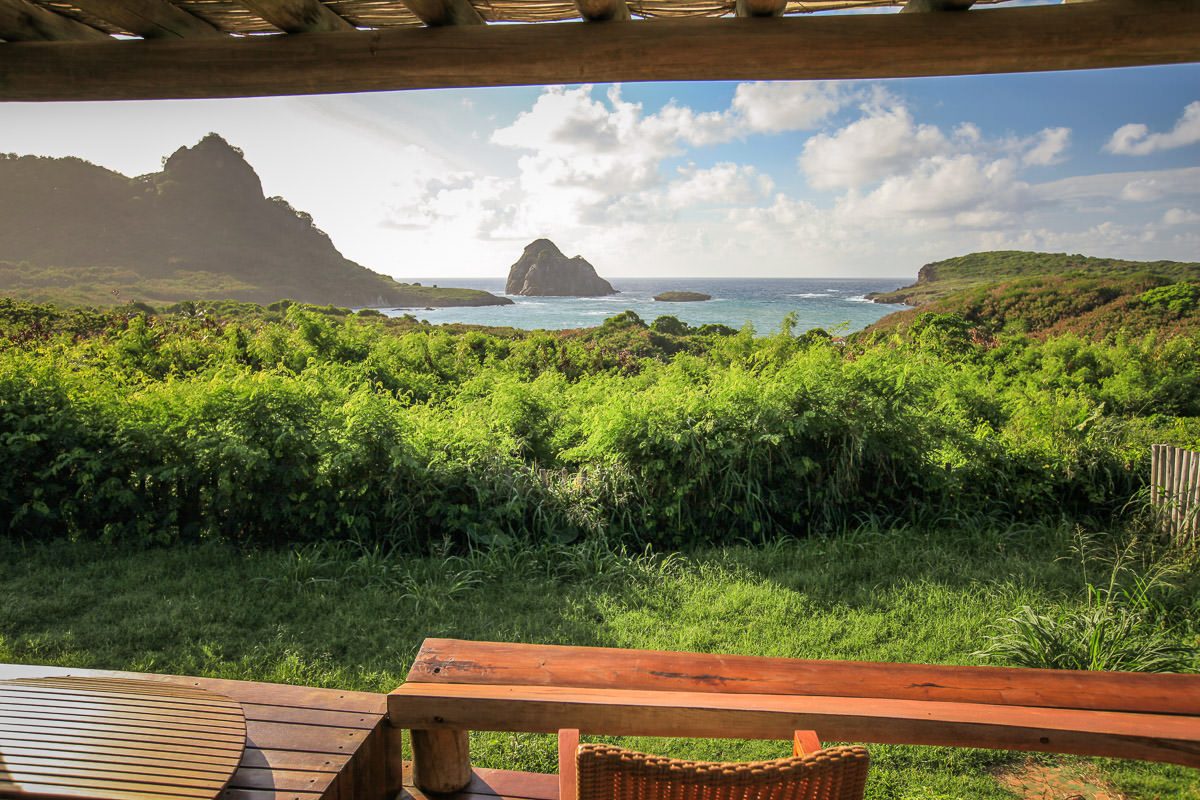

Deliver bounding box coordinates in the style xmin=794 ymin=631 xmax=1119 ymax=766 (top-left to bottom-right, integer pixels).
xmin=0 ymin=676 xmax=246 ymax=800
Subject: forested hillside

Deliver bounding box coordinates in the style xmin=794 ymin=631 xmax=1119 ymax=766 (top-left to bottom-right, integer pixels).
xmin=869 ymin=251 xmax=1200 ymax=306
xmin=0 ymin=135 xmax=509 ymax=309
xmin=863 ymin=272 xmax=1200 ymax=341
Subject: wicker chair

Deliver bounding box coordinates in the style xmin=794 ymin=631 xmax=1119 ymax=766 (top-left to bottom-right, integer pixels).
xmin=558 ymin=729 xmax=870 ymax=800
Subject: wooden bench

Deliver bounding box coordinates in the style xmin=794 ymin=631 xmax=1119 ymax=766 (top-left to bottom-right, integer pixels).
xmin=0 ymin=663 xmax=400 ymax=800
xmin=387 ymin=638 xmax=1200 ymax=795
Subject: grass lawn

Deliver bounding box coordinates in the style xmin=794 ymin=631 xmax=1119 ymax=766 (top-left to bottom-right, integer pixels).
xmin=1 ymin=522 xmax=1197 ymax=799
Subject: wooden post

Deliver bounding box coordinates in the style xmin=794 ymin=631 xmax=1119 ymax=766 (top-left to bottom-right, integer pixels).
xmin=1173 ymin=446 xmax=1185 ymax=537
xmin=410 ymin=728 xmax=472 ymax=794
xmin=1152 ymin=444 xmax=1200 ymax=545
xmin=1188 ymin=450 xmax=1200 ymax=542
xmin=1150 ymin=444 xmax=1161 ymax=507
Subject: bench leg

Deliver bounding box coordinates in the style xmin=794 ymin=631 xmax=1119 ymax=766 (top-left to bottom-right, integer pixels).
xmin=411 ymin=728 xmax=472 ymax=794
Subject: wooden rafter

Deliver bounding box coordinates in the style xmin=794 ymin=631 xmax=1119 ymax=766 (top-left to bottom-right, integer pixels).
xmin=1 ymin=0 xmax=1199 ymax=100
xmin=401 ymin=0 xmax=482 ymax=26
xmin=238 ymin=0 xmax=354 ymax=32
xmin=0 ymin=0 xmax=109 ymax=41
xmin=69 ymin=0 xmax=224 ymax=38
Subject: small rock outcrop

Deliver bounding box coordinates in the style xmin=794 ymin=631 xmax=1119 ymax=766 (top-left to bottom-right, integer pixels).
xmin=654 ymin=291 xmax=711 ymax=302
xmin=506 ymin=240 xmax=617 ymax=297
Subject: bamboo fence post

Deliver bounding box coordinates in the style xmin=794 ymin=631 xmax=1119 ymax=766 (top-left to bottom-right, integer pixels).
xmin=1176 ymin=448 xmax=1185 ymax=542
xmin=1152 ymin=444 xmax=1200 ymax=546
xmin=1189 ymin=449 xmax=1200 ymax=542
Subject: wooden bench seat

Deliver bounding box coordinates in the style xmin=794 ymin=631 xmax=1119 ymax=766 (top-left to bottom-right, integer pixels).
xmin=0 ymin=663 xmax=400 ymax=800
xmin=387 ymin=638 xmax=1200 ymax=795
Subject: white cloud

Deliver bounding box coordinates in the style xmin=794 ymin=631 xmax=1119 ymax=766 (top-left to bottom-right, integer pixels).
xmin=836 ymin=154 xmax=1028 ymax=224
xmin=1022 ymin=127 xmax=1071 ymax=166
xmin=730 ymin=82 xmax=845 ymax=134
xmin=667 ymin=163 xmax=773 ymax=208
xmin=1105 ymin=100 xmax=1200 ymax=156
xmin=384 ymin=172 xmax=525 ymax=239
xmin=485 ymin=84 xmax=851 ymax=233
xmin=1163 ymin=207 xmax=1200 ymax=226
xmin=798 ymin=104 xmax=948 ymax=190
xmin=1035 ymin=166 xmax=1200 ymax=204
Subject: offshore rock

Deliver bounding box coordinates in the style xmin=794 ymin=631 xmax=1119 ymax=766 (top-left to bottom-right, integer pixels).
xmin=654 ymin=291 xmax=711 ymax=302
xmin=506 ymin=239 xmax=617 ymax=297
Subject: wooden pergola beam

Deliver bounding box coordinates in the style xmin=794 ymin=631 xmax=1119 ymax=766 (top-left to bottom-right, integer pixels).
xmin=401 ymin=0 xmax=483 ymax=26
xmin=239 ymin=0 xmax=355 ymax=33
xmin=0 ymin=0 xmax=109 ymax=41
xmin=69 ymin=0 xmax=225 ymax=38
xmin=2 ymin=0 xmax=1199 ymax=101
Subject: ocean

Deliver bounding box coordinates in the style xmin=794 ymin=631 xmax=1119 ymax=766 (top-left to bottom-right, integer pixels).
xmin=389 ymin=277 xmax=912 ymax=334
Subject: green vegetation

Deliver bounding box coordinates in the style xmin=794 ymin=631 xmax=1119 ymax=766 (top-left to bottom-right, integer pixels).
xmin=865 ymin=272 xmax=1200 ymax=342
xmin=5 ymin=297 xmax=1199 ymax=545
xmin=2 ymin=286 xmax=1199 ymax=798
xmin=869 ymin=251 xmax=1200 ymax=306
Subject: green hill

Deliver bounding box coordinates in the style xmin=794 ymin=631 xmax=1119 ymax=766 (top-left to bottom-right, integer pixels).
xmin=0 ymin=134 xmax=511 ymax=309
xmin=868 ymin=251 xmax=1200 ymax=306
xmin=863 ymin=272 xmax=1200 ymax=341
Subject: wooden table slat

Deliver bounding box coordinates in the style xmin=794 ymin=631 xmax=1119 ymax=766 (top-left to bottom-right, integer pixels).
xmin=219 ymin=790 xmax=326 ymax=800
xmin=0 ymin=684 xmax=243 ymax=711
xmin=1 ymin=706 xmax=247 ymax=733
xmin=238 ymin=749 xmax=348 ymax=774
xmin=0 ymin=746 xmax=235 ymax=773
xmin=0 ymin=779 xmax=212 ymax=800
xmin=0 ymin=697 xmax=247 ymax=728
xmin=227 ymin=768 xmax=338 ymax=793
xmin=0 ymin=774 xmax=215 ymax=798
xmin=0 ymin=731 xmax=245 ymax=760
xmin=0 ymin=761 xmax=234 ymax=789
xmin=0 ymin=754 xmax=232 ymax=779
xmin=0 ymin=721 xmax=246 ymax=753
xmin=240 ymin=704 xmax=381 ymax=730
xmin=0 ymin=676 xmax=247 ymax=800
xmin=243 ymin=721 xmax=367 ymax=754
xmin=0 ymin=666 xmax=385 ymax=715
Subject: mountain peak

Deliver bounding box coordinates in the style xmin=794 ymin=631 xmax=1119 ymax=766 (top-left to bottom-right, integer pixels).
xmin=160 ymin=133 xmax=263 ymax=199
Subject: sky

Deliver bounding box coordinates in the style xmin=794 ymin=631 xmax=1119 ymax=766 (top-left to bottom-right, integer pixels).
xmin=2 ymin=61 xmax=1198 ymax=280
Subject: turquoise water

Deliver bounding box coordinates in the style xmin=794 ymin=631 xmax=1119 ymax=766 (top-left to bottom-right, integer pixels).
xmin=389 ymin=277 xmax=911 ymax=334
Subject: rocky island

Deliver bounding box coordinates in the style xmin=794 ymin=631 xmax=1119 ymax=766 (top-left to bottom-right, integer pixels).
xmin=0 ymin=134 xmax=511 ymax=309
xmin=654 ymin=291 xmax=711 ymax=302
xmin=506 ymin=239 xmax=617 ymax=297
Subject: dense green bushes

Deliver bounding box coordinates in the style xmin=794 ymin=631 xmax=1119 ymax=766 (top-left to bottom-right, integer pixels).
xmin=1 ymin=299 xmax=1196 ymax=547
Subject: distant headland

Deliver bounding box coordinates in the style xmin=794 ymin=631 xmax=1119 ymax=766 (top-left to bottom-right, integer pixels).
xmin=867 ymin=251 xmax=1200 ymax=307
xmin=0 ymin=134 xmax=510 ymax=309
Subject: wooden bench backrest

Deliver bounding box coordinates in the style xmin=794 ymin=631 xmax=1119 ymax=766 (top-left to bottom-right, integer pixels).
xmin=406 ymin=638 xmax=1200 ymax=716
